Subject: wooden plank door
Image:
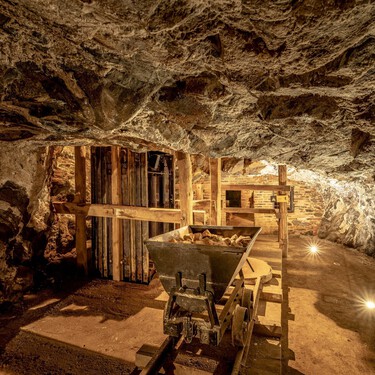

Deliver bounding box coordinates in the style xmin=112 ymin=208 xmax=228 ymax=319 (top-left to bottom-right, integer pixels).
xmin=91 ymin=148 xmax=174 ymax=283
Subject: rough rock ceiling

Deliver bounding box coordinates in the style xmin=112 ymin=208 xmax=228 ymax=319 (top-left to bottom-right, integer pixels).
xmin=0 ymin=0 xmax=374 ymax=182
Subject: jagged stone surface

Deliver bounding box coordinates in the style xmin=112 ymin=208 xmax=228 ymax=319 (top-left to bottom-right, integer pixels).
xmin=0 ymin=145 xmax=53 ymax=305
xmin=318 ymin=183 xmax=375 ymax=256
xmin=0 ymin=0 xmax=374 ymax=304
xmin=0 ymin=0 xmax=373 ymax=181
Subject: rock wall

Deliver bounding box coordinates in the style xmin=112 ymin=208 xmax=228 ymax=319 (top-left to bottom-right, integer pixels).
xmin=0 ymin=145 xmax=53 ymax=305
xmin=318 ymin=182 xmax=375 ymax=256
xmin=45 ymin=146 xmax=91 ymax=266
xmin=288 ymin=167 xmax=375 ymax=256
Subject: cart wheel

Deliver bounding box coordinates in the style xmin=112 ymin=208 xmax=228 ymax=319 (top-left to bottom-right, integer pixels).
xmin=241 ymin=288 xmax=253 ymax=311
xmin=232 ymin=305 xmax=249 ymax=347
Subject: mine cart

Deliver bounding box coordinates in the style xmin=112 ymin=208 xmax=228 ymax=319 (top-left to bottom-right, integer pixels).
xmin=145 ymin=225 xmax=262 ymax=347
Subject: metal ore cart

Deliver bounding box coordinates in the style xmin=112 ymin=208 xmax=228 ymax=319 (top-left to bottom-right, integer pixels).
xmin=145 ymin=225 xmax=262 ymax=347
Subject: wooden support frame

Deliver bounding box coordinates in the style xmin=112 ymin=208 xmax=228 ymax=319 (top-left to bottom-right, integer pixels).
xmin=111 ymin=146 xmax=122 ymax=281
xmin=222 ymin=184 xmax=291 ymax=192
xmin=210 ymin=158 xmax=222 ymax=225
xmin=223 ymin=208 xmax=278 ymax=215
xmin=278 ymin=164 xmax=288 ymax=258
xmin=74 ymin=146 xmax=88 ymax=275
xmin=54 ymin=202 xmax=206 ymax=223
xmin=54 ymin=203 xmax=183 ymax=222
xmin=176 ymin=152 xmax=193 ymax=226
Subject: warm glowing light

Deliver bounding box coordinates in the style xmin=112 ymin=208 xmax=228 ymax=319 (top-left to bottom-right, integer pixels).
xmin=366 ymin=300 xmax=375 ymax=309
xmin=310 ymin=245 xmax=319 ymax=254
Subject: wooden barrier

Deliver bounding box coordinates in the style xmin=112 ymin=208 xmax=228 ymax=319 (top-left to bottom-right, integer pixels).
xmin=74 ymin=146 xmax=88 ymax=275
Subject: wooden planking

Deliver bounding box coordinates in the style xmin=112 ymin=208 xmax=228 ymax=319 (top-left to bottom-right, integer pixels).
xmin=121 ymin=149 xmax=130 ymax=279
xmin=223 ymin=208 xmax=278 ymax=215
xmin=135 ymin=153 xmax=143 ymax=282
xmin=96 ymin=147 xmax=103 ymax=276
xmin=176 ymin=152 xmax=193 ymax=226
xmin=140 ymin=336 xmax=175 ymax=375
xmin=128 ymin=151 xmax=136 ymax=281
xmin=111 ymin=146 xmax=122 ymax=281
xmin=90 ymin=147 xmax=98 ymax=272
xmin=54 ymin=202 xmax=183 ymax=223
xmin=140 ymin=153 xmax=149 ymax=283
xmin=209 ymin=158 xmax=222 ymax=226
xmin=162 ymin=156 xmax=171 ymax=234
xmin=103 ymin=148 xmax=111 ymax=278
xmin=222 ymin=184 xmax=291 ymax=192
xmin=254 ymin=299 xmax=282 ymax=338
xmin=73 ymin=148 xmax=177 ymax=283
xmin=194 ymin=184 xmax=203 ymax=200
xmin=278 ymin=165 xmax=288 ymax=258
xmin=149 ymin=172 xmax=158 ymax=238
xmin=74 ymin=146 xmax=88 ymax=275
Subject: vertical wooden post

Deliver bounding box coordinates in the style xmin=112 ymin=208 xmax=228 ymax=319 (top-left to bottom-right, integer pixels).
xmin=176 ymin=152 xmax=193 ymax=226
xmin=128 ymin=151 xmax=136 ymax=281
xmin=278 ymin=164 xmax=288 ymax=258
xmin=111 ymin=146 xmax=122 ymax=281
xmin=74 ymin=146 xmax=88 ymax=274
xmin=141 ymin=153 xmax=149 ymax=283
xmin=195 ymin=184 xmax=203 ymax=200
xmin=210 ymin=158 xmax=222 ymax=226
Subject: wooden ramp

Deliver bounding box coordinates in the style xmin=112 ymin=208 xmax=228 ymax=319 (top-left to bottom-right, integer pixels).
xmin=244 ymin=235 xmax=283 ymax=375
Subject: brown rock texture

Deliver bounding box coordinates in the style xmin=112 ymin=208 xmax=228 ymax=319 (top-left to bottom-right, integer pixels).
xmin=288 ymin=167 xmax=375 ymax=256
xmin=318 ymin=183 xmax=375 ymax=256
xmin=0 ymin=0 xmax=373 ymax=179
xmin=0 ymin=146 xmax=53 ymax=304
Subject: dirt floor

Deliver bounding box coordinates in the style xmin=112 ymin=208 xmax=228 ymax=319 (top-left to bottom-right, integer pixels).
xmin=284 ymin=236 xmax=375 ymax=374
xmin=0 ymin=235 xmax=374 ymax=375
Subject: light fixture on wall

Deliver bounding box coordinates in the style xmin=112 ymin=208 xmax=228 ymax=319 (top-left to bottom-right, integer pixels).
xmin=365 ymin=300 xmax=375 ymax=310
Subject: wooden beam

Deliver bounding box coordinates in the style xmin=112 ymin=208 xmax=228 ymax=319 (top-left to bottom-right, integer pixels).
xmin=194 ymin=184 xmax=204 ymax=200
xmin=54 ymin=202 xmax=184 ymax=223
xmin=222 ymin=184 xmax=291 ymax=192
xmin=128 ymin=151 xmax=136 ymax=281
xmin=74 ymin=146 xmax=88 ymax=275
xmin=111 ymin=146 xmax=122 ymax=281
xmin=223 ymin=208 xmax=278 ymax=215
xmin=141 ymin=153 xmax=149 ymax=283
xmin=278 ymin=164 xmax=288 ymax=258
xmin=176 ymin=152 xmax=193 ymax=226
xmin=210 ymin=158 xmax=222 ymax=225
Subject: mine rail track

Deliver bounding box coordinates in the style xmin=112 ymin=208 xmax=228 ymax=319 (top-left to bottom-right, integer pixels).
xmin=139 ymin=276 xmax=263 ymax=375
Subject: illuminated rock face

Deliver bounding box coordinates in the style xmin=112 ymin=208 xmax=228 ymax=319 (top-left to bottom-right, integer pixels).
xmin=0 ymin=146 xmax=53 ymax=305
xmin=318 ymin=184 xmax=375 ymax=256
xmin=0 ymin=1 xmax=374 ymax=302
xmin=0 ymin=1 xmax=373 ymax=179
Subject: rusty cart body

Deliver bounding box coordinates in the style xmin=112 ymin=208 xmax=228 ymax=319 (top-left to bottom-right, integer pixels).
xmin=145 ymin=225 xmax=262 ymax=347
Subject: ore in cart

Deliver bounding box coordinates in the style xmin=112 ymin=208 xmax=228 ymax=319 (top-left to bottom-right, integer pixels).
xmin=145 ymin=225 xmax=262 ymax=347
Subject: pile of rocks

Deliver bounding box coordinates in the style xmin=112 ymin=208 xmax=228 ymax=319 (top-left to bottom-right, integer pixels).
xmin=169 ymin=229 xmax=252 ymax=247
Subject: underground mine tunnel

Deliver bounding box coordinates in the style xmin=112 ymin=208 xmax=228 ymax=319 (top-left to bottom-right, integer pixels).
xmin=0 ymin=1 xmax=374 ymax=374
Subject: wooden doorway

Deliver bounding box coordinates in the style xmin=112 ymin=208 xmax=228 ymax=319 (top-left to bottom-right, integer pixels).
xmin=91 ymin=147 xmax=174 ymax=283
